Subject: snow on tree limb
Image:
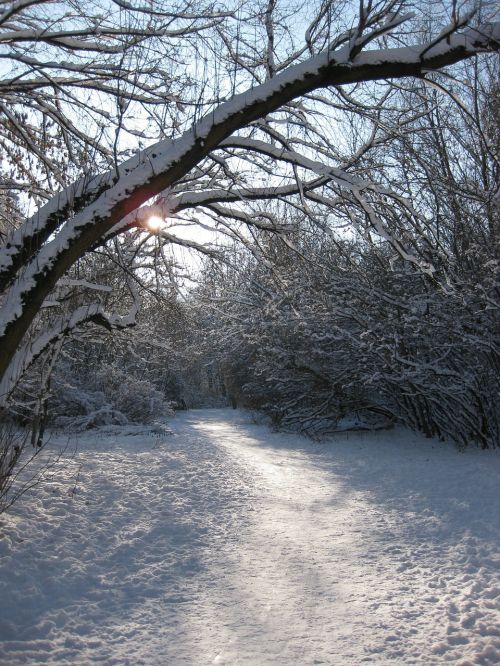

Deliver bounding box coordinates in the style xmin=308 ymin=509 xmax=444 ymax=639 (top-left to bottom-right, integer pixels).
xmin=0 ymin=293 xmax=140 ymax=406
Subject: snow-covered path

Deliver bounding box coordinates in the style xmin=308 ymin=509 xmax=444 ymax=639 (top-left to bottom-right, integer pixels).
xmin=0 ymin=409 xmax=499 ymax=665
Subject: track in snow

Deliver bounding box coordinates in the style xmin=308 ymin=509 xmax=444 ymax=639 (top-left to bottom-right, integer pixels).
xmin=0 ymin=408 xmax=499 ymax=665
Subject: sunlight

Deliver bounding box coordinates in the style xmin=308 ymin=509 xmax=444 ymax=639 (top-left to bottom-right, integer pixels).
xmin=146 ymin=215 xmax=166 ymax=233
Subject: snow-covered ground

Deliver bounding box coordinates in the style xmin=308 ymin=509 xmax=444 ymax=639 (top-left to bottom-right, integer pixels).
xmin=0 ymin=409 xmax=499 ymax=665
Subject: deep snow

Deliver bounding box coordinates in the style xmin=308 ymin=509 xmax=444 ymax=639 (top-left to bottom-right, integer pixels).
xmin=0 ymin=409 xmax=498 ymax=665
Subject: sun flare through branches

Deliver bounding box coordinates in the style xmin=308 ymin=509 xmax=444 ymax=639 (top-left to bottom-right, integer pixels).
xmin=146 ymin=216 xmax=167 ymax=233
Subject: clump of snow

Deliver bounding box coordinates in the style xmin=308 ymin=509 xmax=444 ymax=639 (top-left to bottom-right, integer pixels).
xmin=0 ymin=409 xmax=498 ymax=664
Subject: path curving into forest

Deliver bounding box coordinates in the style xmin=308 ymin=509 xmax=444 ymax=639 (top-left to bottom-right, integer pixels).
xmin=0 ymin=409 xmax=499 ymax=664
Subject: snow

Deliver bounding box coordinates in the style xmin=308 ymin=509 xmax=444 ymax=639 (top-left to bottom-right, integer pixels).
xmin=0 ymin=408 xmax=498 ymax=665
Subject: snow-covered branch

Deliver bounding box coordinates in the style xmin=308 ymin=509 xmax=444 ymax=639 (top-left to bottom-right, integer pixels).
xmin=0 ymin=296 xmax=140 ymax=406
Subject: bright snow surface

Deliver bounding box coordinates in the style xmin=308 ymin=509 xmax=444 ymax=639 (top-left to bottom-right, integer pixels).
xmin=0 ymin=409 xmax=499 ymax=665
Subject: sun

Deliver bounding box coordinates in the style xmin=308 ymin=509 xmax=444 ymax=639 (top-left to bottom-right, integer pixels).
xmin=146 ymin=215 xmax=166 ymax=233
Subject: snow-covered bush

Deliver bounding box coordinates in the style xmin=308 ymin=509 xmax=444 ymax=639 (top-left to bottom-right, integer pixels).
xmin=200 ymin=227 xmax=499 ymax=448
xmin=49 ymin=362 xmax=171 ymax=429
xmin=94 ymin=364 xmax=168 ymax=423
xmin=54 ymin=406 xmax=129 ymax=430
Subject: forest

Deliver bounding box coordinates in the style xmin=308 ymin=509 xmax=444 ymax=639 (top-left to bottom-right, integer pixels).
xmin=0 ymin=0 xmax=499 ymax=502
xmin=0 ymin=2 xmax=499 ymax=664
